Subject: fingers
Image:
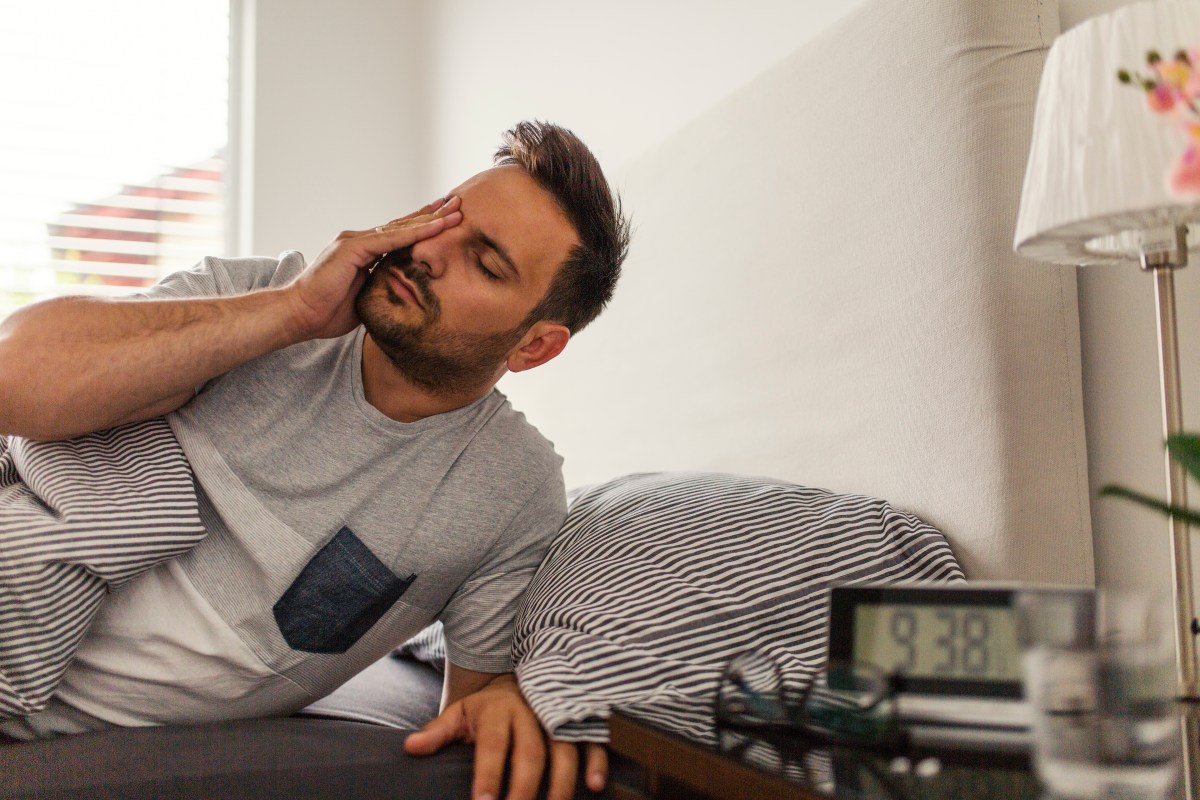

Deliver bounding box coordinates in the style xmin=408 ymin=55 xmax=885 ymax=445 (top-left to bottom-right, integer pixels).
xmin=403 ymin=702 xmax=467 ymax=756
xmin=333 ymin=195 xmax=461 ymax=253
xmin=585 ymin=744 xmax=608 ymax=793
xmin=349 ymin=196 xmax=460 ymax=260
xmin=389 ymin=198 xmax=443 ymax=225
xmin=377 ymin=195 xmax=461 ymax=230
xmin=546 ymin=740 xmax=579 ymax=800
xmin=469 ymin=714 xmax=510 ymax=800
xmin=386 ymin=195 xmax=455 ymax=226
xmin=339 ymin=206 xmax=460 ymax=268
xmin=474 ymin=708 xmax=545 ymax=800
xmin=547 ymin=741 xmax=607 ymax=798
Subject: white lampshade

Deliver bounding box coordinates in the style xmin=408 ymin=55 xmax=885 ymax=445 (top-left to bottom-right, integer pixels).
xmin=1014 ymin=0 xmax=1200 ymax=266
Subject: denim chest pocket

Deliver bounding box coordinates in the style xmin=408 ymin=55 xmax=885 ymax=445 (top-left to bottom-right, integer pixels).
xmin=273 ymin=526 xmax=416 ymax=654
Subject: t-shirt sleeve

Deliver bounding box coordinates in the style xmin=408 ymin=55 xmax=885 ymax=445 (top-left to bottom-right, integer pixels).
xmin=130 ymin=252 xmax=309 ymax=395
xmin=438 ymin=466 xmax=567 ymax=674
xmin=133 ymin=252 xmax=307 ymax=300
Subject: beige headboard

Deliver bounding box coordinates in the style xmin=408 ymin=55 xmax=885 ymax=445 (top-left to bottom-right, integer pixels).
xmin=503 ymin=0 xmax=1093 ymax=584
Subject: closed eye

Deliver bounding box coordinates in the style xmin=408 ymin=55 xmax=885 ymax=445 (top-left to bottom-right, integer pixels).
xmin=475 ymin=256 xmax=501 ymax=281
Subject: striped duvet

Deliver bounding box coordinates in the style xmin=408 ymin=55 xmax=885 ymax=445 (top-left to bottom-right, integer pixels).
xmin=0 ymin=418 xmax=205 ymax=718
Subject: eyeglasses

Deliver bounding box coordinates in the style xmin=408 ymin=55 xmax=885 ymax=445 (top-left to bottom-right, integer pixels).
xmin=714 ymin=651 xmax=905 ymax=750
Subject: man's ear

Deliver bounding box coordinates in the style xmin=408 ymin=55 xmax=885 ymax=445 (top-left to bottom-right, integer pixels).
xmin=506 ymin=321 xmax=570 ymax=373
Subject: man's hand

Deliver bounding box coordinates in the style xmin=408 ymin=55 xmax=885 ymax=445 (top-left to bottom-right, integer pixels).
xmin=285 ymin=196 xmax=462 ymax=340
xmin=404 ymin=673 xmax=607 ymax=800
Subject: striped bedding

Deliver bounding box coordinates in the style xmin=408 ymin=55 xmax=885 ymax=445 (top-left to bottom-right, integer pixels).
xmin=0 ymin=417 xmax=205 ymax=719
xmin=512 ymin=472 xmax=964 ymax=744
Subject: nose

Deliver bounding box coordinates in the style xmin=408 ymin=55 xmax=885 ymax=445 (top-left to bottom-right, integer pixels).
xmin=409 ymin=226 xmax=459 ymax=280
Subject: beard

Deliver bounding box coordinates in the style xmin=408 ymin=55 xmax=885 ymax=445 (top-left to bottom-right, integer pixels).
xmin=353 ymin=249 xmax=528 ymax=397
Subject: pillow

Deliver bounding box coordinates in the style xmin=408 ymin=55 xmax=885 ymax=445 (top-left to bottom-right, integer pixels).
xmin=511 ymin=472 xmax=964 ymax=744
xmin=393 ymin=621 xmax=447 ymax=674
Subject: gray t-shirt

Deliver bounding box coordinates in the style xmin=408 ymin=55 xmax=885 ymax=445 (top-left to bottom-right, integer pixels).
xmin=2 ymin=253 xmax=566 ymax=738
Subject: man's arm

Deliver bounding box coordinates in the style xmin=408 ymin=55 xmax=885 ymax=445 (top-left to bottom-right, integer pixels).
xmin=405 ymin=662 xmax=608 ymax=800
xmin=0 ymin=198 xmax=461 ymax=440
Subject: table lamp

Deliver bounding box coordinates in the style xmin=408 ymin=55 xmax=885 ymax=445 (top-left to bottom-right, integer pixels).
xmin=1013 ymin=0 xmax=1200 ymax=699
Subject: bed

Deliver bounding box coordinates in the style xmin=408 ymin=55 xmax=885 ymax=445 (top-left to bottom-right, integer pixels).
xmin=0 ymin=0 xmax=1093 ymax=796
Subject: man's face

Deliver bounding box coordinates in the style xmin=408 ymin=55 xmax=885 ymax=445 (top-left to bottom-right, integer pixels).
xmin=354 ymin=166 xmax=579 ymax=396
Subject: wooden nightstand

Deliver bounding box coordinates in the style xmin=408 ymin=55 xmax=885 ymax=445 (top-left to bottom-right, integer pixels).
xmin=606 ymin=711 xmax=1040 ymax=800
xmin=607 ymin=712 xmax=820 ymax=800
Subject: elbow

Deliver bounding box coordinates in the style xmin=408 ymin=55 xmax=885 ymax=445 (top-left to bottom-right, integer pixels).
xmin=0 ymin=412 xmax=80 ymax=443
xmin=0 ymin=306 xmax=82 ymax=440
xmin=0 ymin=349 xmax=64 ymax=440
xmin=0 ymin=402 xmax=54 ymax=441
xmin=0 ymin=316 xmax=33 ymax=435
xmin=0 ymin=348 xmax=24 ymax=437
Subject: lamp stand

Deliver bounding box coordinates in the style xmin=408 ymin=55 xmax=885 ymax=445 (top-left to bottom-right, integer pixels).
xmin=1143 ymin=226 xmax=1199 ymax=702
xmin=1149 ymin=256 xmax=1200 ymax=800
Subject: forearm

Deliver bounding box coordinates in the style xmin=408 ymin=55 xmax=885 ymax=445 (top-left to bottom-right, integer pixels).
xmin=0 ymin=200 xmax=463 ymax=441
xmin=0 ymin=289 xmax=303 ymax=440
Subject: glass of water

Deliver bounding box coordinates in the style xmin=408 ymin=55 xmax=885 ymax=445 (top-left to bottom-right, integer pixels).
xmin=1016 ymin=589 xmax=1181 ymax=800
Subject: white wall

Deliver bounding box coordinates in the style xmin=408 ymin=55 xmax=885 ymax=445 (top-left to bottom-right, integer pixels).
xmin=236 ymin=0 xmax=433 ymax=262
xmin=242 ymin=0 xmax=1200 ymax=595
xmin=418 ymin=0 xmax=870 ymax=194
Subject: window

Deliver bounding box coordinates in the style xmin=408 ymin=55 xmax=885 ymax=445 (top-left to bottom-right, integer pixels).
xmin=0 ymin=1 xmax=231 ymax=318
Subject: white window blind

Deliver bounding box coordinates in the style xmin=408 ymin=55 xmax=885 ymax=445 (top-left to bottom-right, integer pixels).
xmin=0 ymin=1 xmax=230 ymax=319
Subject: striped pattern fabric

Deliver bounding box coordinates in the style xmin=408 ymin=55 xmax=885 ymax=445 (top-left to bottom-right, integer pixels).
xmin=394 ymin=621 xmax=448 ymax=674
xmin=512 ymin=472 xmax=964 ymax=744
xmin=0 ymin=417 xmax=205 ymax=719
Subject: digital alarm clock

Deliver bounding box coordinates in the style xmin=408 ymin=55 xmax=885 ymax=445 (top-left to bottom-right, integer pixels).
xmin=825 ymin=583 xmax=1095 ymax=750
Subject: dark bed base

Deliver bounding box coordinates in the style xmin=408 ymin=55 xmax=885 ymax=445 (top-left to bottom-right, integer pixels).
xmin=0 ymin=657 xmax=631 ymax=799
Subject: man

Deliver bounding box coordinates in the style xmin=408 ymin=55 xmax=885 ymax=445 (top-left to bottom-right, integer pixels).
xmin=0 ymin=121 xmax=631 ymax=800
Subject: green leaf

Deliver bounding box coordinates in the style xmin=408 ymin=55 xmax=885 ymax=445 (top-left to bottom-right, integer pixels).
xmin=1099 ymin=484 xmax=1200 ymax=526
xmin=1167 ymin=434 xmax=1200 ymax=483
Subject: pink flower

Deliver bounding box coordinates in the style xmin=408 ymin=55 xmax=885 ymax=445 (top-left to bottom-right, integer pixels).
xmin=1169 ymin=145 xmax=1200 ymax=199
xmin=1121 ymin=47 xmax=1200 ymax=197
xmin=1155 ymin=59 xmax=1191 ymax=90
xmin=1148 ymin=83 xmax=1177 ymax=113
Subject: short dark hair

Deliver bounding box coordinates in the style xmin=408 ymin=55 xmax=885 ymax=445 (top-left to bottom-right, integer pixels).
xmin=494 ymin=120 xmax=631 ymax=335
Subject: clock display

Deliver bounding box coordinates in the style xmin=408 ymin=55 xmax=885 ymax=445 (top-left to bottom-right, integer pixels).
xmin=852 ymin=603 xmax=1021 ymax=683
xmin=827 ymin=585 xmax=1038 ymax=698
